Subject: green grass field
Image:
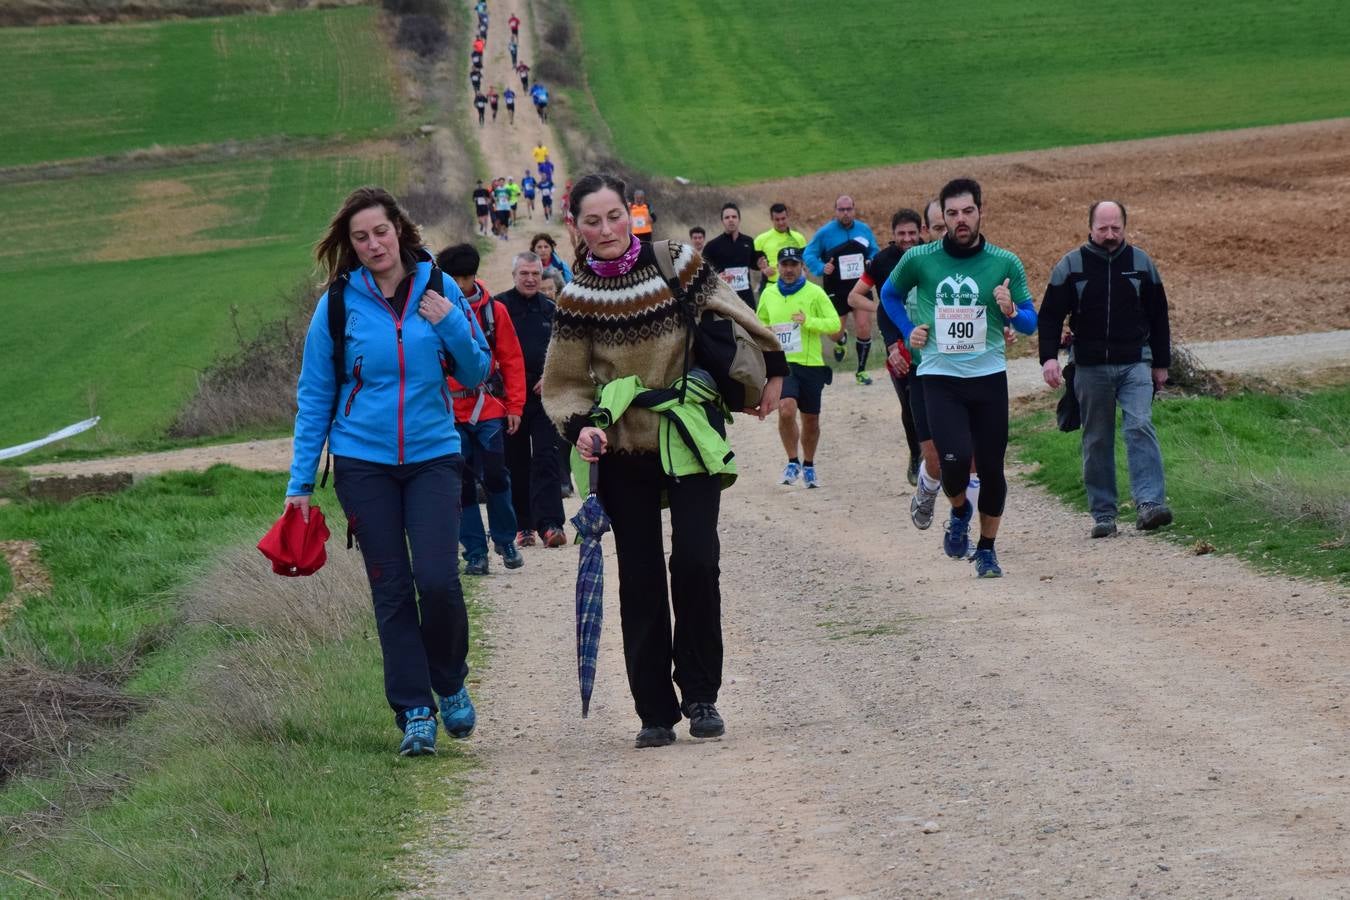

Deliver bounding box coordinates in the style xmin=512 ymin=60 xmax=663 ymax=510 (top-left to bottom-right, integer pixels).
xmin=0 ymin=6 xmax=397 ymax=167
xmin=0 ymin=468 xmax=479 ymax=895
xmin=0 ymin=152 xmax=403 ymax=450
xmin=1012 ymin=385 xmax=1350 ymax=584
xmin=573 ymin=0 xmax=1350 ymax=184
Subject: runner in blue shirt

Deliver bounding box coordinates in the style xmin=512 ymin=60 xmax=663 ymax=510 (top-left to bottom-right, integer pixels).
xmin=521 ymin=171 xmax=538 ymax=219
xmin=804 ymin=195 xmax=880 ymax=384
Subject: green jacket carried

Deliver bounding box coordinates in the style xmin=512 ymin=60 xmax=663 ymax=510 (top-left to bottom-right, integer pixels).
xmin=572 ymin=369 xmax=737 ymax=501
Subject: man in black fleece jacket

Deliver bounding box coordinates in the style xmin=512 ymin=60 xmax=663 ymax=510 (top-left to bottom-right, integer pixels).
xmin=1039 ymin=200 xmax=1173 ymax=538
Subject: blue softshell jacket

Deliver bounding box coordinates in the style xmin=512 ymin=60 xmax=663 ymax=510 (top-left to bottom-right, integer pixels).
xmin=288 ymin=254 xmax=491 ymax=495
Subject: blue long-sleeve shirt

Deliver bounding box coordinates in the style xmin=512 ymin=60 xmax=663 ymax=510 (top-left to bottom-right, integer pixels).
xmin=803 ymin=219 xmax=880 ymax=277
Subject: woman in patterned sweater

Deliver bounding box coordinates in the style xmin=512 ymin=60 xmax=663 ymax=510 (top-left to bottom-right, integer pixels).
xmin=542 ymin=173 xmax=786 ymax=749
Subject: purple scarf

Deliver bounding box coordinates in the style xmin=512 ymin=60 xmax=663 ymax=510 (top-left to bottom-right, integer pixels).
xmin=587 ymin=235 xmax=643 ymax=277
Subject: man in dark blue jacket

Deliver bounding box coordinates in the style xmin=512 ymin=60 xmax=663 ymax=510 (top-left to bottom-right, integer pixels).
xmin=498 ymin=251 xmax=568 ymax=548
xmin=1039 ymin=200 xmax=1173 ymax=537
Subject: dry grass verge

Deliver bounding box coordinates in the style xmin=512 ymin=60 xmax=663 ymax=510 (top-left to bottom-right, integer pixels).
xmin=0 ymin=663 xmax=143 ymax=785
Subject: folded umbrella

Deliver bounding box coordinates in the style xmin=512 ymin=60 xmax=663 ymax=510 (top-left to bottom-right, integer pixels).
xmin=569 ymin=434 xmax=610 ymax=718
xmin=257 ymin=505 xmax=331 ymax=577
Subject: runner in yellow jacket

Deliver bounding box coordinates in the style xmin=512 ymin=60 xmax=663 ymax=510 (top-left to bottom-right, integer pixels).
xmin=756 ymin=247 xmax=840 ymax=488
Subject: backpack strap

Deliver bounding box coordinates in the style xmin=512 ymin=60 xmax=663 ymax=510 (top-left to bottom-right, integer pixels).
xmin=320 ymin=274 xmax=349 ymax=490
xmin=653 ymin=240 xmax=696 ymax=403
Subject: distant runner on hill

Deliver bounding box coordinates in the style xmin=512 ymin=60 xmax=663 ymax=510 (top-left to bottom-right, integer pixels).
xmin=521 ymin=171 xmax=537 ymax=219
xmin=506 ymin=177 xmax=522 ymax=225
xmin=504 ymin=87 xmax=516 ymax=125
xmin=530 ymin=83 xmax=549 ymax=122
xmin=509 ymin=12 xmax=521 ymax=36
xmin=629 ymin=189 xmax=655 ymax=243
xmin=488 ymin=85 xmax=499 ymax=121
xmin=516 ymin=62 xmax=530 ymax=91
xmin=702 ymin=202 xmax=764 ymax=309
xmin=804 ymin=195 xmax=879 ymax=385
xmin=687 ymin=225 xmax=706 ymax=254
xmin=509 ymin=35 xmax=519 ymax=66
xmin=753 ymin=202 xmax=807 ymax=292
xmin=473 ymin=90 xmax=487 ymax=127
xmin=492 ymin=177 xmax=513 ymax=240
xmin=472 ymin=180 xmax=492 ymax=235
xmin=538 ymin=175 xmax=554 ymax=221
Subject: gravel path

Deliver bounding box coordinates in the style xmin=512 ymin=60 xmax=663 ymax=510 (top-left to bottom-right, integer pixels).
xmin=404 ymin=347 xmax=1349 ymax=898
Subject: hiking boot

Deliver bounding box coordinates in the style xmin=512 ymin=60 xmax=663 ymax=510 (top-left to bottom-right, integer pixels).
xmin=910 ymin=484 xmax=937 ymax=530
xmin=399 ymin=707 xmax=438 ymax=756
xmin=541 ymin=527 xmax=568 ymax=548
xmin=634 ymin=724 xmax=677 ymax=749
xmin=497 ymin=543 xmax=524 ymax=569
xmin=516 ymin=529 xmax=537 ymax=547
xmin=439 ymin=687 xmax=477 ymax=739
xmin=681 ymin=701 xmax=725 ymax=738
xmin=971 ymin=548 xmax=1003 ymax=578
xmin=832 ymin=338 xmax=847 ymax=363
xmin=1090 ymin=518 xmax=1118 ymax=539
xmin=803 ymin=465 xmax=819 ymax=489
xmin=1136 ymin=502 xmax=1174 ymax=531
xmin=781 ymin=461 xmax=801 ymax=485
xmin=464 ymin=555 xmax=489 ymax=576
xmin=855 ymin=371 xmax=873 ymax=386
xmin=943 ymin=502 xmax=974 ymax=559
xmin=907 ymin=457 xmax=919 ymax=487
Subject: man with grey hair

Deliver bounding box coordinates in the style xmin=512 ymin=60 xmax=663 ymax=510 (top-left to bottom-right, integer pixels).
xmin=1039 ymin=200 xmax=1173 ymax=538
xmin=498 ymin=251 xmax=568 ymax=547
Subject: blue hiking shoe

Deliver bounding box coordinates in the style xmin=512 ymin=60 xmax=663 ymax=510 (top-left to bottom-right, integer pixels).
xmin=781 ymin=461 xmax=802 ymax=485
xmin=943 ymin=502 xmax=974 ymax=559
xmin=803 ymin=464 xmax=819 ymax=489
xmin=399 ymin=707 xmax=437 ymax=757
xmin=971 ymin=547 xmax=1003 ymax=578
xmin=439 ymin=686 xmax=477 ymax=739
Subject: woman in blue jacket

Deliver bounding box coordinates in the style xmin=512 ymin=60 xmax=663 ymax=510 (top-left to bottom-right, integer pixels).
xmin=286 ymin=186 xmax=490 ymax=756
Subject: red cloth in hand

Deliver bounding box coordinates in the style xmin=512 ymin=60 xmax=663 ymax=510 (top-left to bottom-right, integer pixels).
xmin=257 ymin=505 xmax=331 ymax=577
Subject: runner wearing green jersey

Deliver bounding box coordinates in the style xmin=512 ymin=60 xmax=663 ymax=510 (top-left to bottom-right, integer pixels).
xmin=880 ymin=179 xmax=1037 ymax=577
xmin=758 ymin=247 xmax=838 ymax=489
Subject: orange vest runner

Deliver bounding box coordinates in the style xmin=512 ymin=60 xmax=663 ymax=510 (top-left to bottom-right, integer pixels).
xmin=629 ymin=203 xmax=652 ymax=235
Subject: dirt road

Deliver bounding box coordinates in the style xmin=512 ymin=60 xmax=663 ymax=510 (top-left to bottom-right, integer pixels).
xmin=405 ymin=358 xmax=1348 ymax=897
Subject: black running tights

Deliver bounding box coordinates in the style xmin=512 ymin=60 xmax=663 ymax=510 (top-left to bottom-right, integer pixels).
xmin=923 ymin=372 xmax=1009 ymax=517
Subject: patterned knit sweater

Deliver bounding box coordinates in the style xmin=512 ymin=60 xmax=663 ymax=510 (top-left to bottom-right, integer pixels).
xmin=542 ymin=241 xmax=785 ymax=455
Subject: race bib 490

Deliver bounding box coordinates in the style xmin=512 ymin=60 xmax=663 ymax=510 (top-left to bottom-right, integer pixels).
xmin=935 ymin=304 xmax=987 ymax=354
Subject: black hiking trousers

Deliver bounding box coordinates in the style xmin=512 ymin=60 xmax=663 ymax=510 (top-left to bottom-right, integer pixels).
xmin=597 ymin=452 xmax=723 ymax=728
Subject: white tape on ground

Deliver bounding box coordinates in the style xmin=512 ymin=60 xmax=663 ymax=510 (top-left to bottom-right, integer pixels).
xmin=0 ymin=417 xmax=101 ymax=461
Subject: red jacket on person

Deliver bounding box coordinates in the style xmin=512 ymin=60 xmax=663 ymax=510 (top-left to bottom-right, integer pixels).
xmin=446 ymin=282 xmax=527 ymax=423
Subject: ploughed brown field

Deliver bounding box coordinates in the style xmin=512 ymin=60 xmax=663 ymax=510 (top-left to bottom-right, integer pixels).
xmin=739 ymin=119 xmax=1350 ymax=344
